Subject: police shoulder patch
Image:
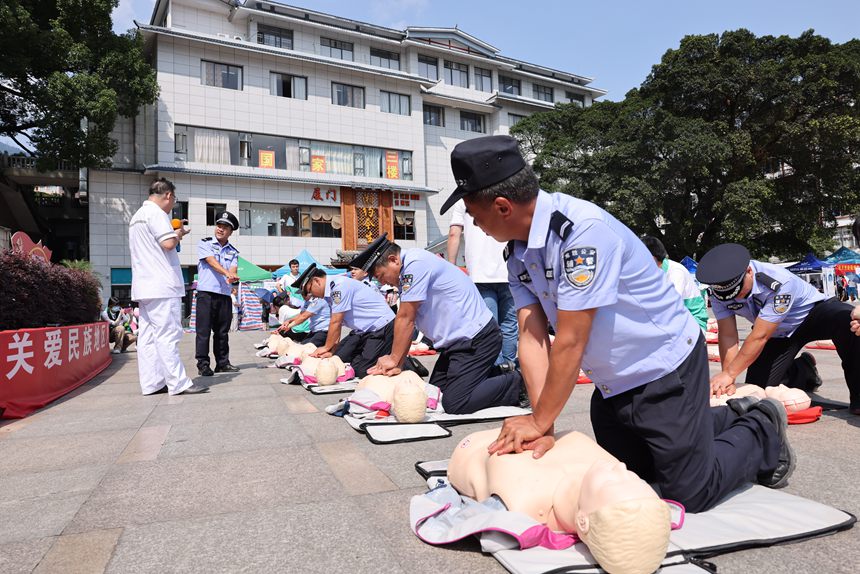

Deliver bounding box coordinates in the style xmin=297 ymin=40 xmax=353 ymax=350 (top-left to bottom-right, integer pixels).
xmin=401 ymin=273 xmax=413 ymax=291
xmin=772 ymin=293 xmax=792 ymax=315
xmin=563 ymin=247 xmax=598 ymax=289
xmin=330 ymin=281 xmax=335 ymax=289
xmin=331 ymin=290 xmax=342 ymax=305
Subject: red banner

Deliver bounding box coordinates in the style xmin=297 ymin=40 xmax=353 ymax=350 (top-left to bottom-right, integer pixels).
xmin=385 ymin=151 xmax=399 ymax=179
xmin=0 ymin=322 xmax=112 ymax=419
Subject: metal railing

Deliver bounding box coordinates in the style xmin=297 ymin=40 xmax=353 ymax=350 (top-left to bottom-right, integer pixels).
xmin=0 ymin=153 xmax=77 ymax=171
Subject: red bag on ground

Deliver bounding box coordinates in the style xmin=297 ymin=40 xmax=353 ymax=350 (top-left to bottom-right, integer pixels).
xmin=787 ymin=406 xmax=823 ymax=425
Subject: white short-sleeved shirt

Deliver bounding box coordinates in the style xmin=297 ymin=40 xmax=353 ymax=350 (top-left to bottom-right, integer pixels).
xmin=129 ymin=200 xmax=185 ymax=301
xmin=449 ymin=199 xmax=508 ymax=283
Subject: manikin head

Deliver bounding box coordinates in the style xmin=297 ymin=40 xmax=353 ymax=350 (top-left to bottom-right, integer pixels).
xmin=573 ymin=461 xmax=671 ymax=574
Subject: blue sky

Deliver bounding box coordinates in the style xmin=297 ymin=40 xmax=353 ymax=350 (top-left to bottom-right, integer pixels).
xmin=114 ymin=0 xmax=859 ymax=100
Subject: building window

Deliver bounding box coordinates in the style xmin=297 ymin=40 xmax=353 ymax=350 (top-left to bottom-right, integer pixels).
xmin=174 ymin=126 xmax=188 ymax=159
xmin=332 ymin=82 xmax=365 ymax=108
xmin=444 ymin=60 xmax=469 ymax=88
xmin=320 ymin=37 xmax=353 ymax=60
xmin=475 ymin=67 xmax=492 ymax=92
xmin=257 ymin=24 xmax=293 ymax=49
xmin=499 ymin=75 xmax=521 ymax=95
xmin=270 ymin=72 xmax=307 ymax=99
xmin=509 ymin=113 xmax=527 ymax=127
xmin=401 ymin=151 xmax=413 ymax=181
xmin=380 ymin=91 xmax=410 ymax=115
xmin=206 ymin=203 xmax=227 ymax=226
xmin=460 ymin=111 xmax=485 ymax=133
xmin=354 ymin=153 xmax=365 ymax=176
xmin=418 ymin=54 xmax=438 ymax=80
xmin=239 ymin=202 xmax=341 ymax=238
xmin=201 ymin=61 xmax=242 ymax=90
xmin=423 ymin=104 xmax=444 ymax=127
xmin=565 ymin=91 xmax=585 ymax=107
xmin=370 ymin=47 xmax=400 ymax=70
xmin=299 ymin=142 xmax=311 ymax=171
xmin=533 ymin=83 xmax=554 ymax=102
xmin=394 ymin=211 xmax=415 ymax=241
xmin=171 ymin=201 xmax=188 ymax=222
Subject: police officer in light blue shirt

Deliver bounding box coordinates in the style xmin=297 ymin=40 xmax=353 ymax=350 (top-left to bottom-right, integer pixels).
xmin=439 ymin=135 xmax=790 ymax=513
xmin=277 ymin=292 xmax=331 ymax=347
xmin=350 ymin=234 xmax=524 ymax=414
xmin=697 ymin=243 xmax=859 ymax=414
xmin=294 ymin=263 xmax=395 ymax=377
xmin=195 ymin=210 xmax=240 ymax=376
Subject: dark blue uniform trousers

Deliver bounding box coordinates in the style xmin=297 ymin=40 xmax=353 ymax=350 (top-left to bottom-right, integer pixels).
xmin=746 ymin=297 xmax=860 ymax=410
xmin=335 ymin=320 xmax=397 ymax=378
xmin=590 ymin=333 xmax=781 ymax=513
xmin=431 ymin=320 xmax=522 ymax=415
xmin=283 ymin=329 xmax=329 ymax=347
xmin=195 ymin=291 xmax=232 ymax=370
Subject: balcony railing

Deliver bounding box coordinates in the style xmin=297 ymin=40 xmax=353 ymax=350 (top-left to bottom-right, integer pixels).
xmin=0 ymin=153 xmax=77 ymax=171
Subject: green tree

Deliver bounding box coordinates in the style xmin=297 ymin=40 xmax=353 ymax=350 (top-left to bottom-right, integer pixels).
xmin=514 ymin=29 xmax=860 ymax=260
xmin=0 ymin=0 xmax=158 ymax=169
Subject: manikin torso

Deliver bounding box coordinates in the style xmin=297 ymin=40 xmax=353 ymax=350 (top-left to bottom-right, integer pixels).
xmin=448 ymin=429 xmax=620 ymax=532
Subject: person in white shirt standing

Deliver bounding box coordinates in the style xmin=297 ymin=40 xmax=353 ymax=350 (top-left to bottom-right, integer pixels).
xmin=448 ymin=199 xmax=518 ymax=366
xmin=128 ymin=178 xmax=209 ymax=395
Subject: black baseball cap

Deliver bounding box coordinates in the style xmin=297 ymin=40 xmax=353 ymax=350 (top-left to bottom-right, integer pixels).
xmin=348 ymin=233 xmax=391 ymax=272
xmin=696 ymin=243 xmax=752 ymax=300
xmin=440 ymin=135 xmax=526 ymax=214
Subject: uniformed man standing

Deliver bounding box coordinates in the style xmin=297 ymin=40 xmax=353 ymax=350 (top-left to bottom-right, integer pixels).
xmin=443 ymin=135 xmax=790 ymax=513
xmin=696 ymin=243 xmax=860 ymax=415
xmin=293 ymin=263 xmax=397 ymax=378
xmin=351 ymin=234 xmax=524 ymax=414
xmin=195 ymin=211 xmax=241 ymax=376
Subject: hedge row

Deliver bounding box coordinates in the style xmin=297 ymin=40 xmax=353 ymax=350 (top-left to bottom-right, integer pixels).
xmin=0 ymin=249 xmax=101 ymax=331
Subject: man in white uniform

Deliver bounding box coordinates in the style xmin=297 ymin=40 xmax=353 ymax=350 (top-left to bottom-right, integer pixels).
xmin=129 ymin=178 xmax=209 ymax=395
xmin=448 ymin=199 xmax=518 ymax=365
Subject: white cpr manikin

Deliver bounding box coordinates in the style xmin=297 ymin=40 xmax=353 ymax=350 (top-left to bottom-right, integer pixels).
xmin=448 ymin=429 xmax=671 ymax=574
xmin=711 ymin=384 xmax=811 ymax=412
xmin=357 ymin=371 xmax=427 ymax=422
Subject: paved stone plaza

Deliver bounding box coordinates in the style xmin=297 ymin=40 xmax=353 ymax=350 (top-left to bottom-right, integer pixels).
xmin=1 ymin=320 xmax=858 ymax=574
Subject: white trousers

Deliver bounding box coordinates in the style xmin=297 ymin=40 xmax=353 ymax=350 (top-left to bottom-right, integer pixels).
xmin=137 ymin=297 xmax=193 ymax=395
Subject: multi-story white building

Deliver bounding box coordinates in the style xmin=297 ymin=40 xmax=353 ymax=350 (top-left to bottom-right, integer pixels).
xmin=89 ymin=0 xmax=605 ymax=300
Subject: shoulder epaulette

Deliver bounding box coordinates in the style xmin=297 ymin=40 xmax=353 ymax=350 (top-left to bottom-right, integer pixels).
xmin=201 ymin=236 xmax=212 ymax=241
xmin=549 ymin=211 xmax=574 ymax=241
xmin=755 ymin=272 xmax=782 ymax=292
xmin=503 ymin=240 xmax=515 ymax=262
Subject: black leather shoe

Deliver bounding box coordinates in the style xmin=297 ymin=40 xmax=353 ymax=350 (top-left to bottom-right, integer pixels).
xmin=752 ymin=398 xmax=795 ymax=489
xmin=198 ymin=366 xmax=214 ymax=377
xmin=214 ymin=364 xmax=240 ymax=373
xmin=726 ymin=395 xmax=760 ymax=417
xmin=179 ymin=383 xmax=210 ymax=395
xmin=143 ymin=386 xmax=169 ymax=396
xmin=797 ymin=352 xmax=823 ymax=392
xmin=406 ymin=356 xmax=429 ymax=378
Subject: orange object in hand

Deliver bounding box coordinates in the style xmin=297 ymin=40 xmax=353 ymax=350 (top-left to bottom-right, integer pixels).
xmin=171 ymin=218 xmax=183 ymax=229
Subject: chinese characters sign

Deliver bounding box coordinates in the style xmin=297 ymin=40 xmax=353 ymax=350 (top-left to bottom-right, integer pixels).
xmin=310 ymin=155 xmax=326 ymax=173
xmin=385 ymin=151 xmax=399 ymax=179
xmin=311 ymin=187 xmax=339 ymax=204
xmin=1 ymin=323 xmax=111 ymax=419
xmin=258 ymin=149 xmax=275 ymax=169
xmin=394 ymin=192 xmax=420 ymax=207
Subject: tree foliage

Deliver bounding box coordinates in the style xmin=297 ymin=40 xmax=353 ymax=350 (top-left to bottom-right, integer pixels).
xmin=0 ymin=0 xmax=158 ymax=169
xmin=514 ymin=29 xmax=860 ymax=259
